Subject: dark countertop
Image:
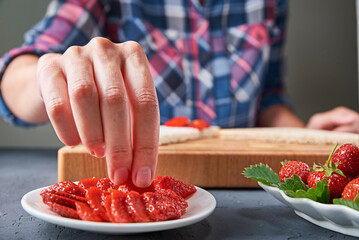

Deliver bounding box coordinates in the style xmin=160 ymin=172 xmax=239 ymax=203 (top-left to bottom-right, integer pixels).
xmin=0 ymin=148 xmax=357 ymax=240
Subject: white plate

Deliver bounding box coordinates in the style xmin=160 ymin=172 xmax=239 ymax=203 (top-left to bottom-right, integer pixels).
xmin=21 ymin=185 xmax=216 ymax=234
xmin=259 ymin=182 xmax=359 ymax=237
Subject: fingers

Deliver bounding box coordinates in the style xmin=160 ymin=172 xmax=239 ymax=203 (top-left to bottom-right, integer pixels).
xmin=89 ymin=38 xmax=132 ymax=185
xmin=306 ymin=107 xmax=359 ymax=133
xmin=120 ymin=41 xmax=160 ymax=188
xmin=37 ymin=54 xmax=81 ymax=146
xmin=62 ymin=46 xmax=105 ymax=157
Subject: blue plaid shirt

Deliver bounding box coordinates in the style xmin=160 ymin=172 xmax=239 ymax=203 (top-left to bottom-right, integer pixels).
xmin=0 ymin=0 xmax=290 ymax=128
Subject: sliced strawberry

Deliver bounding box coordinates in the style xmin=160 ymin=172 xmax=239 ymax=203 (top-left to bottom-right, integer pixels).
xmin=110 ymin=190 xmax=132 ymax=223
xmin=188 ymin=119 xmax=210 ymax=130
xmin=55 ymin=191 xmax=87 ymax=203
xmin=126 ymin=191 xmax=151 ymax=222
xmin=48 ymin=202 xmax=80 ymax=219
xmin=41 ymin=181 xmax=85 ymax=197
xmin=97 ymin=177 xmax=119 ymax=191
xmin=75 ymin=202 xmax=105 ymax=222
xmin=86 ymin=187 xmax=110 ymax=222
xmin=103 ymin=194 xmax=116 ymax=222
xmin=78 ymin=178 xmax=100 ymax=191
xmin=164 ymin=116 xmax=190 ymax=127
xmin=143 ymin=189 xmax=188 ymax=221
xmin=118 ymin=180 xmax=154 ymax=194
xmin=41 ymin=192 xmax=78 ymax=209
xmin=154 ymin=176 xmax=197 ymax=198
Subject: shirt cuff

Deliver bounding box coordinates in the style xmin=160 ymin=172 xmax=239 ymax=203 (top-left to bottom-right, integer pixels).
xmin=0 ymin=45 xmax=46 ymax=127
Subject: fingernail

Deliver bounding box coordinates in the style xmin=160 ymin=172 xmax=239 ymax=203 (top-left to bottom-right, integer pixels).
xmin=135 ymin=167 xmax=152 ymax=188
xmin=113 ymin=167 xmax=129 ymax=185
xmin=93 ymin=144 xmax=106 ymax=158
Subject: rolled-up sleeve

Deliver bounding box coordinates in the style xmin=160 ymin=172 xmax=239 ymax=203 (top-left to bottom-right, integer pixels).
xmin=0 ymin=0 xmax=107 ymax=126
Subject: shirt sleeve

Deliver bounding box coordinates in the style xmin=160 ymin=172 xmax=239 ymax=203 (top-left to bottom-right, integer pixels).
xmin=0 ymin=0 xmax=107 ymax=126
xmin=259 ymin=0 xmax=292 ymax=113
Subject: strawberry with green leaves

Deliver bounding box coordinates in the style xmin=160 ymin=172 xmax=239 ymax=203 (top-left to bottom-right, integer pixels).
xmin=279 ymin=161 xmax=310 ymax=184
xmin=308 ymin=145 xmax=350 ymax=200
xmin=327 ymin=143 xmax=359 ymax=178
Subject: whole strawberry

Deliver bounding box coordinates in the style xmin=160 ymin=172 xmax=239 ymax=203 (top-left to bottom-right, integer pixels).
xmin=308 ymin=145 xmax=350 ymax=200
xmin=342 ymin=178 xmax=359 ymax=201
xmin=327 ymin=144 xmax=359 ymax=177
xmin=279 ymin=161 xmax=310 ymax=184
xmin=307 ymin=170 xmax=349 ymax=200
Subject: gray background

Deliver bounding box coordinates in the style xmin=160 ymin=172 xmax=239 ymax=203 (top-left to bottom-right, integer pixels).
xmin=0 ymin=0 xmax=357 ymax=148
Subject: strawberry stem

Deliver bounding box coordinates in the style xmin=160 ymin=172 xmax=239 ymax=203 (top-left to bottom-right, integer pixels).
xmin=326 ymin=144 xmax=338 ymax=168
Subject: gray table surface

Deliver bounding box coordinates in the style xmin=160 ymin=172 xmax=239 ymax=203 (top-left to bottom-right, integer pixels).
xmin=0 ymin=148 xmax=357 ymax=240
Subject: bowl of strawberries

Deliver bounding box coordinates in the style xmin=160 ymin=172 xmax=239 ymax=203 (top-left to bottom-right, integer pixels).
xmin=244 ymin=143 xmax=359 ymax=237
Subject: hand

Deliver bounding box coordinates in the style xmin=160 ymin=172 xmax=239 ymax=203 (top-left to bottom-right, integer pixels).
xmin=37 ymin=37 xmax=160 ymax=187
xmin=306 ymin=107 xmax=359 ymax=133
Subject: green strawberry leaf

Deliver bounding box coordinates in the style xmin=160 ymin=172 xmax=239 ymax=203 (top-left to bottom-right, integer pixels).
xmin=243 ymin=164 xmax=280 ymax=187
xmin=333 ymin=198 xmax=359 ymax=211
xmin=278 ymin=175 xmax=308 ymax=192
xmin=281 ymin=178 xmax=330 ymax=204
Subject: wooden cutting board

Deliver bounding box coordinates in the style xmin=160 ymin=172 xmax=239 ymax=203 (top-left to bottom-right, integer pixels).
xmin=58 ymin=137 xmax=335 ymax=188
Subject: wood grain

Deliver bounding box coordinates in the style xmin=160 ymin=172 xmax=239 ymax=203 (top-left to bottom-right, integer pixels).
xmin=58 ymin=138 xmax=335 ymax=188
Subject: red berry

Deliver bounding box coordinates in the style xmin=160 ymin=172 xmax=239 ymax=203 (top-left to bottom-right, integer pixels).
xmin=86 ymin=187 xmax=110 ymax=222
xmin=164 ymin=116 xmax=190 ymax=127
xmin=279 ymin=161 xmax=310 ymax=184
xmin=307 ymin=171 xmax=349 ymax=200
xmin=126 ymin=191 xmax=151 ymax=222
xmin=328 ymin=144 xmax=359 ymax=177
xmin=342 ymin=178 xmax=359 ymax=200
xmin=48 ymin=202 xmax=80 ymax=219
xmin=154 ymin=176 xmax=197 ymax=198
xmin=75 ymin=202 xmax=105 ymax=222
xmin=188 ymin=119 xmax=210 ymax=130
xmin=143 ymin=189 xmax=188 ymax=221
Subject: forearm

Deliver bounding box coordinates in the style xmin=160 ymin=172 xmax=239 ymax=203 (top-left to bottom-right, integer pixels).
xmin=1 ymin=54 xmax=48 ymax=123
xmin=257 ymin=104 xmax=305 ymax=128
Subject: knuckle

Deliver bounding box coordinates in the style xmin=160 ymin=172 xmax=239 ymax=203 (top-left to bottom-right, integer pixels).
xmin=88 ymin=37 xmax=113 ymax=52
xmin=63 ymin=45 xmax=82 ymax=58
xmin=37 ymin=54 xmax=61 ymax=77
xmin=101 ymin=86 xmax=128 ymax=105
xmin=46 ymin=97 xmax=66 ymax=119
xmin=121 ymin=41 xmax=144 ymax=57
xmin=107 ymin=146 xmax=132 ymax=159
xmin=133 ymin=88 xmax=158 ymax=110
xmin=69 ymin=80 xmax=95 ymax=101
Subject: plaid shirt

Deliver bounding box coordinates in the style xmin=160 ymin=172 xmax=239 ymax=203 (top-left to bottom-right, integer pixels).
xmin=0 ymin=0 xmax=289 ymax=128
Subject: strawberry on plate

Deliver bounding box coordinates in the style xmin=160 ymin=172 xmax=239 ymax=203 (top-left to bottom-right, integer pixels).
xmin=279 ymin=161 xmax=310 ymax=184
xmin=342 ymin=178 xmax=359 ymax=201
xmin=328 ymin=143 xmax=359 ymax=177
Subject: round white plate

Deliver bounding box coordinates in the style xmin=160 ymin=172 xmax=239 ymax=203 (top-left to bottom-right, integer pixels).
xmin=258 ymin=182 xmax=359 ymax=237
xmin=21 ymin=186 xmax=216 ymax=234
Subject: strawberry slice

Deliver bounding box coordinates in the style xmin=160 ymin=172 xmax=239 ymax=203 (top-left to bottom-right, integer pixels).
xmin=41 ymin=192 xmax=77 ymax=209
xmin=126 ymin=191 xmax=151 ymax=222
xmin=41 ymin=181 xmax=85 ymax=197
xmin=188 ymin=119 xmax=210 ymax=130
xmin=143 ymin=189 xmax=188 ymax=221
xmin=78 ymin=178 xmax=100 ymax=191
xmin=86 ymin=187 xmax=110 ymax=222
xmin=75 ymin=202 xmax=105 ymax=222
xmin=154 ymin=176 xmax=197 ymax=198
xmin=97 ymin=177 xmax=119 ymax=191
xmin=110 ymin=190 xmax=132 ymax=223
xmin=55 ymin=191 xmax=87 ymax=203
xmin=118 ymin=180 xmax=155 ymax=194
xmin=48 ymin=202 xmax=80 ymax=219
xmin=164 ymin=116 xmax=190 ymax=127
xmin=103 ymin=194 xmax=116 ymax=222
